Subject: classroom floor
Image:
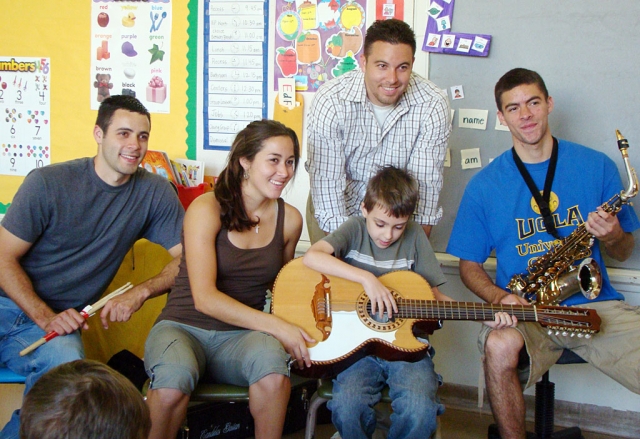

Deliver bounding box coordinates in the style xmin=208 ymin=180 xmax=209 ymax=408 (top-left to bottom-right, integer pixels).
xmin=281 ymin=407 xmax=626 ymax=439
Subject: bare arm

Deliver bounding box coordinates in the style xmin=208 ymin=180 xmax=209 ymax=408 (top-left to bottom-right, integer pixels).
xmin=431 ymin=285 xmax=452 ymax=301
xmin=586 ymin=206 xmax=635 ymax=262
xmin=0 ymin=226 xmax=87 ymax=334
xmin=421 ymin=224 xmax=432 ymax=238
xmin=282 ymin=203 xmax=303 ymax=263
xmin=303 ymin=240 xmax=398 ymax=318
xmin=186 ymin=194 xmax=314 ymax=368
xmin=458 ymin=259 xmax=523 ymax=328
xmin=100 ymin=244 xmax=182 ymax=328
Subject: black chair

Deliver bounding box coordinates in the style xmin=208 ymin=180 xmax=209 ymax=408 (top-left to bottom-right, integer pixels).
xmin=488 ymin=349 xmax=586 ymax=439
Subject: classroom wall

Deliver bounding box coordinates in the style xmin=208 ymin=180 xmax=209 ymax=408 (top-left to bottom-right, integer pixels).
xmin=1 ymin=1 xmax=191 ymax=209
xmin=427 ymin=0 xmax=640 ymax=270
xmin=3 ymin=0 xmax=639 ymax=422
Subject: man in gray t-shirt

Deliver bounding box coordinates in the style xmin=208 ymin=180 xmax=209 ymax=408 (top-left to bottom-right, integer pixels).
xmin=0 ymin=95 xmax=183 ymax=439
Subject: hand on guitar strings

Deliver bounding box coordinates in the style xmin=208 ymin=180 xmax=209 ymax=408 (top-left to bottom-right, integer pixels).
xmin=483 ymin=311 xmax=519 ymax=329
xmin=362 ymin=274 xmax=398 ymax=319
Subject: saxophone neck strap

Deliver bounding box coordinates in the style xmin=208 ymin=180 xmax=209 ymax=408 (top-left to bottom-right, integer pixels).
xmin=511 ymin=137 xmax=561 ymax=239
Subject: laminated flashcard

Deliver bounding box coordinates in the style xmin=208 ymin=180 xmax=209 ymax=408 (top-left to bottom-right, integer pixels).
xmin=461 ymin=148 xmax=482 ymax=169
xmin=422 ymin=0 xmax=491 ymax=57
xmin=459 ymin=109 xmax=488 ymax=130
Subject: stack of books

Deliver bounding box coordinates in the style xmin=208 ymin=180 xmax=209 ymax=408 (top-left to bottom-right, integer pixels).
xmin=140 ymin=150 xmax=205 ymax=188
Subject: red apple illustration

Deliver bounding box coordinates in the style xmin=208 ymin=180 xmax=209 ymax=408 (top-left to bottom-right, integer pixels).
xmin=276 ymin=47 xmax=297 ymax=77
xmin=97 ymin=12 xmax=109 ymax=27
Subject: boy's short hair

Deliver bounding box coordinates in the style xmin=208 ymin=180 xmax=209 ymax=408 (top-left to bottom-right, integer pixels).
xmin=20 ymin=359 xmax=151 ymax=439
xmin=363 ymin=165 xmax=418 ymax=218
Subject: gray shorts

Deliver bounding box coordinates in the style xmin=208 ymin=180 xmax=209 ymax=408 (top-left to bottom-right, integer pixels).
xmin=144 ymin=320 xmax=290 ymax=394
xmin=478 ymin=300 xmax=640 ymax=391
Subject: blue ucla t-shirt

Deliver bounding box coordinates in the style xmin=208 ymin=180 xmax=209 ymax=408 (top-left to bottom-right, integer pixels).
xmin=447 ymin=140 xmax=640 ymax=305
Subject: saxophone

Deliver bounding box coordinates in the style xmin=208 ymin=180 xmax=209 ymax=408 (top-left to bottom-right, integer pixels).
xmin=507 ymin=130 xmax=639 ymax=305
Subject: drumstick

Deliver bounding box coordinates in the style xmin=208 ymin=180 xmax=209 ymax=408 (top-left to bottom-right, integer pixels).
xmin=19 ymin=282 xmax=134 ymax=357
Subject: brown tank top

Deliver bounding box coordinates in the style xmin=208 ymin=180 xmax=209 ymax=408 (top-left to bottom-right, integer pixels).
xmin=157 ymin=198 xmax=286 ymax=331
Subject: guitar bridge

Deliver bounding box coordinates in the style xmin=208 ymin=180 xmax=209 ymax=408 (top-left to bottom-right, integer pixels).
xmin=311 ymin=274 xmax=332 ymax=341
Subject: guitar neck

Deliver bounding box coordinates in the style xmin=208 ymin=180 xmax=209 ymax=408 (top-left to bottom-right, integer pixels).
xmin=394 ymin=300 xmax=540 ymax=322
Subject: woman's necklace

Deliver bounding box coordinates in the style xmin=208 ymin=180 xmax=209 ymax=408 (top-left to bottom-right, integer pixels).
xmin=252 ymin=200 xmax=276 ymax=234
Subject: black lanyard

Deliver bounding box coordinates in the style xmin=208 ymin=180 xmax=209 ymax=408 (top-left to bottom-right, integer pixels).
xmin=511 ymin=137 xmax=560 ymax=239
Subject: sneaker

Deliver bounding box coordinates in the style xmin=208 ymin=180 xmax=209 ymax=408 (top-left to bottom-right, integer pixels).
xmin=330 ymin=432 xmax=342 ymax=439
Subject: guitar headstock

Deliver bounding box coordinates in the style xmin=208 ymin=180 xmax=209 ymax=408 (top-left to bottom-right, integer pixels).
xmin=536 ymin=306 xmax=601 ymax=337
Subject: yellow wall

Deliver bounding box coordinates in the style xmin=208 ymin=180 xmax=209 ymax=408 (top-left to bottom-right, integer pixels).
xmin=1 ymin=1 xmax=191 ymax=208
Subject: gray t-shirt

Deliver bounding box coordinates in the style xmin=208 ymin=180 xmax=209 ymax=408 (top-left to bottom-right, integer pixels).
xmin=0 ymin=158 xmax=184 ymax=311
xmin=323 ymin=216 xmax=446 ymax=287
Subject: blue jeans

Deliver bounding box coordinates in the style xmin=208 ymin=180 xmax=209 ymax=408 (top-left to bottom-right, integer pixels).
xmin=328 ymin=349 xmax=444 ymax=439
xmin=0 ymin=296 xmax=84 ymax=439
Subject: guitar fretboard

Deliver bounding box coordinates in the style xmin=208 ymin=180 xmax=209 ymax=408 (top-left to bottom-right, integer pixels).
xmin=391 ymin=300 xmax=541 ymax=321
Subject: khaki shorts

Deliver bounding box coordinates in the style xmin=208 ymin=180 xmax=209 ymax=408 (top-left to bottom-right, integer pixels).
xmin=306 ymin=193 xmax=328 ymax=245
xmin=478 ymin=300 xmax=640 ymax=391
xmin=145 ymin=320 xmax=290 ymax=394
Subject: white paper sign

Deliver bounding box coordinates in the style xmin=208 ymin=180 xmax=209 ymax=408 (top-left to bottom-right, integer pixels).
xmin=459 ymin=109 xmax=488 ymax=130
xmin=444 ymin=148 xmax=451 ymax=168
xmin=278 ymin=77 xmax=296 ymax=110
xmin=461 ymin=148 xmax=482 ymax=170
xmin=495 ymin=115 xmax=510 ymax=131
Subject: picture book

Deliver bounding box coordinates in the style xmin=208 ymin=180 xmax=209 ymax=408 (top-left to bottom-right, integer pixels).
xmin=140 ymin=150 xmax=179 ymax=185
xmin=172 ymin=158 xmax=205 ymax=187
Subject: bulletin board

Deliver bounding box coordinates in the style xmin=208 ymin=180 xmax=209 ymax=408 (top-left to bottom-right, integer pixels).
xmin=0 ymin=1 xmax=192 ymax=212
xmin=426 ymin=0 xmax=640 ymax=271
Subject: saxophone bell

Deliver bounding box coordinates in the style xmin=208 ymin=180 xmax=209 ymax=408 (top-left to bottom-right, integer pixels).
xmin=539 ymin=258 xmax=602 ymax=305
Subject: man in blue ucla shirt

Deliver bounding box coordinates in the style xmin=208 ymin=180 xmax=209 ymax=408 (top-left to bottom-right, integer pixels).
xmin=447 ymin=68 xmax=640 ymax=439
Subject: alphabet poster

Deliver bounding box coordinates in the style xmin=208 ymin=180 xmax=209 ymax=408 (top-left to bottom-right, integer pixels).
xmin=273 ymin=0 xmax=367 ymax=92
xmin=90 ymin=0 xmax=173 ymax=113
xmin=0 ymin=56 xmax=51 ymax=176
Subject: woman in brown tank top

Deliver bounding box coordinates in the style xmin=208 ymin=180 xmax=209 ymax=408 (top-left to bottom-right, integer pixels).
xmin=145 ymin=120 xmax=314 ymax=439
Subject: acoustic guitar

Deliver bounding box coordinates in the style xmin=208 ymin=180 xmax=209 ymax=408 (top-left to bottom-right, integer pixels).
xmin=271 ymin=258 xmax=600 ymax=378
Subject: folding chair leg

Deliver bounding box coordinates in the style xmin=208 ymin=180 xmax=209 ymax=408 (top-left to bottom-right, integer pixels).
xmin=305 ymin=392 xmax=330 ymax=439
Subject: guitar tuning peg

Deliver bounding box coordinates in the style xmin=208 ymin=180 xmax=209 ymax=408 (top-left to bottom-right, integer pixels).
xmin=585 ymin=334 xmax=591 ymax=339
xmin=561 ymin=331 xmax=568 ymax=337
xmin=555 ymin=331 xmax=560 ymax=336
xmin=570 ymin=333 xmax=575 ymax=337
xmin=577 ymin=333 xmax=584 ymax=338
xmin=548 ymin=330 xmax=553 ymax=336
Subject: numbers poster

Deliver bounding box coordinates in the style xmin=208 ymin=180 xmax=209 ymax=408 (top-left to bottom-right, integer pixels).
xmin=0 ymin=57 xmax=51 ymax=176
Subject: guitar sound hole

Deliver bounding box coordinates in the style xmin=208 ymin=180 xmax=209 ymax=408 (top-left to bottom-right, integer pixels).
xmin=367 ymin=309 xmax=395 ymax=324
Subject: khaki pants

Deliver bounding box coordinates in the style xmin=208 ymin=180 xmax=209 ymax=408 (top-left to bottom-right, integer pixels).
xmin=306 ymin=194 xmax=328 ymax=245
xmin=478 ymin=300 xmax=640 ymax=391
